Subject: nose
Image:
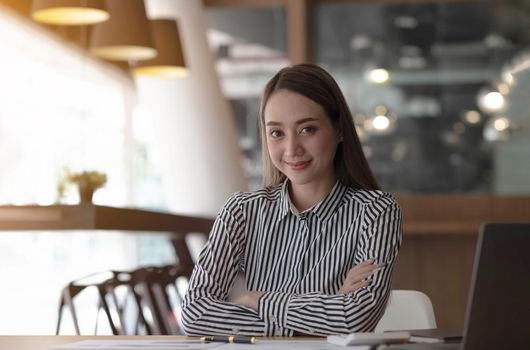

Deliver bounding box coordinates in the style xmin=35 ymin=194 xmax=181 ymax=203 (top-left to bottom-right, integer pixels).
xmin=285 ymin=134 xmax=304 ymax=157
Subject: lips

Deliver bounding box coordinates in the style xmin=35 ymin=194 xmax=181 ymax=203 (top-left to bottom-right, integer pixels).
xmin=285 ymin=160 xmax=311 ymax=170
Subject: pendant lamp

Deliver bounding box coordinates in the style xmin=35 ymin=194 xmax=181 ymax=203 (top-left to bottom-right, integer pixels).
xmin=132 ymin=19 xmax=188 ymax=78
xmin=32 ymin=0 xmax=109 ymax=25
xmin=90 ymin=0 xmax=156 ymax=61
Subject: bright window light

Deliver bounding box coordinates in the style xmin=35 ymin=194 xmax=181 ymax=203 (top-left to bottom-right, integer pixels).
xmin=0 ymin=7 xmax=135 ymax=206
xmin=0 ymin=6 xmax=169 ymax=336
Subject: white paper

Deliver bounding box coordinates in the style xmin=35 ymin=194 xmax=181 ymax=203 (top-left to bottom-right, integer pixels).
xmin=49 ymin=340 xmax=223 ymax=350
xmin=215 ymin=340 xmax=368 ymax=350
xmin=50 ymin=339 xmax=374 ymax=350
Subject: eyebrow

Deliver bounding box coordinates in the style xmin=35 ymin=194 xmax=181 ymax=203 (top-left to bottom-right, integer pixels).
xmin=266 ymin=117 xmax=319 ymax=127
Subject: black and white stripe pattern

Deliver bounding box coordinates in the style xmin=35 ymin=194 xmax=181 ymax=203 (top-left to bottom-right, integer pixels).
xmin=182 ymin=180 xmax=402 ymax=336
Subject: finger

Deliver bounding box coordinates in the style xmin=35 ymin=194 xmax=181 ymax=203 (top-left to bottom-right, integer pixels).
xmin=345 ymin=264 xmax=377 ymax=281
xmin=338 ymin=280 xmax=369 ymax=295
xmin=344 ymin=272 xmax=375 ymax=288
xmin=350 ymin=280 xmax=369 ymax=291
xmin=347 ymin=265 xmax=375 ymax=280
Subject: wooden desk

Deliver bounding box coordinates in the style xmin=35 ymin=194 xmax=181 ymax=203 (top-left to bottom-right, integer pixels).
xmin=0 ymin=204 xmax=214 ymax=234
xmin=0 ymin=336 xmax=325 ymax=350
xmin=0 ymin=336 xmax=184 ymax=350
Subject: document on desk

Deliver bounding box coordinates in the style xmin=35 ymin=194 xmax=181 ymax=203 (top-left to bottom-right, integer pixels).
xmin=49 ymin=340 xmax=223 ymax=350
xmin=215 ymin=340 xmax=371 ymax=349
xmin=50 ymin=339 xmax=369 ymax=350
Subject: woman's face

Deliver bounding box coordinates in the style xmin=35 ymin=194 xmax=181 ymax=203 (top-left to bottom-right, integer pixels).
xmin=264 ymin=89 xmax=340 ymax=189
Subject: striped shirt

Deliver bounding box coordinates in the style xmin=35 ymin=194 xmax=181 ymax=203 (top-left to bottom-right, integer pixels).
xmin=182 ymin=179 xmax=402 ymax=336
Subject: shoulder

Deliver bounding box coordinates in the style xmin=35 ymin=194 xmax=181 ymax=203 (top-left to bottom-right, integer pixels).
xmin=343 ymin=187 xmax=401 ymax=213
xmin=221 ymin=184 xmax=283 ymax=211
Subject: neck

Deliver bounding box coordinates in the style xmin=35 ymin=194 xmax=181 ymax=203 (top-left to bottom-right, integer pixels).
xmin=288 ymin=175 xmax=337 ymax=212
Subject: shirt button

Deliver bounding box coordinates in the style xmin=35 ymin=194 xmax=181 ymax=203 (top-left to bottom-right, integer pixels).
xmin=275 ymin=329 xmax=282 ymax=336
xmin=270 ymin=314 xmax=277 ymax=323
xmin=232 ymin=326 xmax=240 ymax=333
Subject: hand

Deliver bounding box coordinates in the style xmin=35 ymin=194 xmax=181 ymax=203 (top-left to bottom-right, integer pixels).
xmin=233 ymin=291 xmax=265 ymax=311
xmin=337 ymin=260 xmax=379 ymax=295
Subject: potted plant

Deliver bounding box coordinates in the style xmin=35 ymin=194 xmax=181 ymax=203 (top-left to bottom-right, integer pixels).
xmin=59 ymin=168 xmax=107 ymax=204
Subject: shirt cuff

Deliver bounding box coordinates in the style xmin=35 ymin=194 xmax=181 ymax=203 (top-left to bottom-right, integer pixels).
xmin=258 ymin=291 xmax=291 ymax=336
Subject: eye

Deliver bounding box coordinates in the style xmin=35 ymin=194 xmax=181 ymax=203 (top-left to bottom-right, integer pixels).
xmin=300 ymin=126 xmax=316 ymax=135
xmin=269 ymin=129 xmax=284 ymax=138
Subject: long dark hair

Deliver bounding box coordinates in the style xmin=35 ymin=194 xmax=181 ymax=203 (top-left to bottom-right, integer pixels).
xmin=259 ymin=63 xmax=380 ymax=190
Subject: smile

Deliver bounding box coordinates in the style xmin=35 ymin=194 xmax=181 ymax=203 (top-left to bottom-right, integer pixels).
xmin=285 ymin=160 xmax=311 ymax=170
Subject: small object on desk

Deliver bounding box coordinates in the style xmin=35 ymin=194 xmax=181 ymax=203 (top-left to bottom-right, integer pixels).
xmin=200 ymin=335 xmax=256 ymax=344
xmin=406 ymin=328 xmax=462 ymax=343
xmin=327 ymin=331 xmax=410 ymax=347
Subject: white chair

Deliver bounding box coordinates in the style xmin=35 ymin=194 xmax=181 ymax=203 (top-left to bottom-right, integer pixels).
xmin=375 ymin=290 xmax=437 ymax=332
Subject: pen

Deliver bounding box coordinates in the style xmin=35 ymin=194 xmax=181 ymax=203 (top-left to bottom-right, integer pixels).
xmin=200 ymin=336 xmax=256 ymax=344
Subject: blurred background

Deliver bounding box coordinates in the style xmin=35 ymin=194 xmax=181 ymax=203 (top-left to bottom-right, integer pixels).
xmin=0 ymin=0 xmax=529 ymax=335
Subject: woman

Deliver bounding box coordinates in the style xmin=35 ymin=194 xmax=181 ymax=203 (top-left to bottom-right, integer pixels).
xmin=182 ymin=64 xmax=402 ymax=336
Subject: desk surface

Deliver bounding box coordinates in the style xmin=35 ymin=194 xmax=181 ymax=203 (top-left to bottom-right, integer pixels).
xmin=0 ymin=204 xmax=214 ymax=233
xmin=0 ymin=336 xmax=145 ymax=350
xmin=0 ymin=336 xmax=325 ymax=350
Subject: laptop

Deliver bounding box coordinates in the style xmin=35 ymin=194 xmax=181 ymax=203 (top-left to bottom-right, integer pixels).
xmin=389 ymin=223 xmax=530 ymax=350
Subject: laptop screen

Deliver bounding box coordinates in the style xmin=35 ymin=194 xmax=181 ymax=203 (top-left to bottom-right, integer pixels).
xmin=463 ymin=223 xmax=530 ymax=350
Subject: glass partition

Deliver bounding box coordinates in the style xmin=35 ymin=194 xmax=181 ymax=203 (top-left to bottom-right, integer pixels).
xmin=205 ymin=1 xmax=530 ymax=194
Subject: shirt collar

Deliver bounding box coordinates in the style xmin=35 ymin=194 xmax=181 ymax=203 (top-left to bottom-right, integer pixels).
xmin=278 ymin=179 xmax=348 ymax=223
xmin=278 ymin=179 xmax=290 ymax=220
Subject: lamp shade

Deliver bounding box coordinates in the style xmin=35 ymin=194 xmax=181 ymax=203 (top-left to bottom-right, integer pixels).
xmin=32 ymin=0 xmax=109 ymax=25
xmin=90 ymin=0 xmax=156 ymax=61
xmin=132 ymin=19 xmax=188 ymax=78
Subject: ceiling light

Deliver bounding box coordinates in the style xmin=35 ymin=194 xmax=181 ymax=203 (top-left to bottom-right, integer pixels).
xmin=483 ymin=116 xmax=512 ymax=142
xmin=493 ymin=117 xmax=510 ymax=131
xmin=90 ymin=0 xmax=156 ymax=61
xmin=477 ymin=86 xmax=507 ymax=114
xmin=372 ymin=115 xmax=390 ymax=130
xmin=463 ymin=110 xmax=482 ymax=124
xmin=132 ymin=19 xmax=188 ymax=78
xmin=481 ymin=91 xmax=504 ymax=111
xmin=32 ymin=0 xmax=109 ymax=25
xmin=374 ymin=105 xmax=387 ymax=116
xmin=367 ymin=68 xmax=390 ymax=84
xmin=363 ymin=107 xmax=396 ymax=135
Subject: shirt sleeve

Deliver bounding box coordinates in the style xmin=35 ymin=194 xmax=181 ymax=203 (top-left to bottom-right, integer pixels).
xmin=181 ymin=193 xmax=266 ymax=336
xmin=257 ymin=196 xmax=403 ymax=336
